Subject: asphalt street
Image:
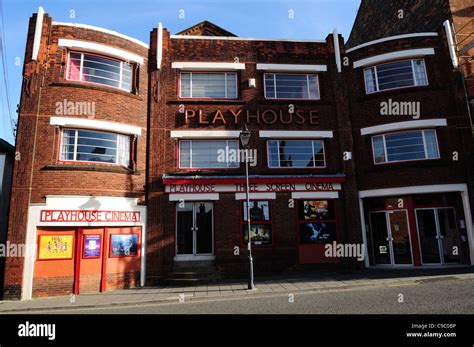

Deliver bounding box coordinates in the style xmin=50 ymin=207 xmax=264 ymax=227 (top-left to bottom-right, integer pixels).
xmin=30 ymin=277 xmax=474 ymax=314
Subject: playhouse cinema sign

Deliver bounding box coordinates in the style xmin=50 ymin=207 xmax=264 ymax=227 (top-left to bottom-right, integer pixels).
xmin=183 ymin=108 xmax=320 ymax=125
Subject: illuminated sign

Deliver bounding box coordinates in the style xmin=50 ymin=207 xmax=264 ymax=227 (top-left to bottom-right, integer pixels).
xmin=166 ymin=182 xmax=340 ymax=193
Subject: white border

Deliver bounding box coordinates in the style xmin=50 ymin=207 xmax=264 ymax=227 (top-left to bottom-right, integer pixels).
xmin=358 ymin=184 xmax=474 ymax=267
xmin=353 ymin=48 xmax=435 ymax=68
xmin=22 ymin=196 xmax=147 ymax=300
xmin=52 ymin=22 xmax=149 ymax=48
xmin=257 ymin=64 xmax=327 ymax=72
xmin=259 ymin=130 xmax=333 ymax=138
xmin=32 ymin=7 xmax=44 ymax=61
xmin=50 ymin=117 xmax=142 ymax=136
xmin=57 ymin=39 xmax=144 ymax=64
xmin=172 ymin=62 xmax=245 ymax=71
xmin=443 ymin=20 xmax=459 ymax=69
xmin=346 ymin=33 xmax=438 ymax=53
xmin=333 ymin=28 xmax=342 ymax=73
xmin=169 ymin=193 xmax=220 ymax=201
xmin=157 ymin=22 xmax=163 ymax=69
xmin=170 ymin=130 xmax=241 ymax=139
xmin=291 ymin=192 xmax=339 ymax=199
xmin=170 ymin=35 xmax=326 ymax=43
xmin=360 ymin=119 xmax=447 ymax=136
xmin=235 ymin=192 xmax=277 ymax=200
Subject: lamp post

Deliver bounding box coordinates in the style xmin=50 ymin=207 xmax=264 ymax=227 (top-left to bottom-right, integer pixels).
xmin=239 ymin=125 xmax=255 ymax=290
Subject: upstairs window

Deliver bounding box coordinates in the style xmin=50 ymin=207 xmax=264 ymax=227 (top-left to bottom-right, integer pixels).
xmin=264 ymin=73 xmax=320 ymax=100
xmin=372 ymin=129 xmax=439 ymax=164
xmin=67 ymin=51 xmax=134 ymax=92
xmin=179 ymin=140 xmax=239 ymax=169
xmin=179 ymin=72 xmax=237 ymax=99
xmin=267 ymin=140 xmax=325 ymax=168
xmin=60 ymin=129 xmax=130 ymax=166
xmin=364 ymin=59 xmax=428 ymax=94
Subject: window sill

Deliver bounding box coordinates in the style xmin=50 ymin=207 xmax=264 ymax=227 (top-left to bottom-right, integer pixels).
xmin=168 ymin=99 xmax=246 ymax=104
xmin=50 ymin=81 xmax=143 ymax=100
xmin=42 ymin=164 xmax=139 ymax=175
xmin=356 ymin=85 xmax=437 ymax=101
xmin=366 ymin=158 xmax=449 ymax=172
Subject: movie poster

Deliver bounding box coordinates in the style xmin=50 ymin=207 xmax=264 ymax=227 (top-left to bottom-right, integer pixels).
xmin=38 ymin=235 xmax=74 ymax=260
xmin=110 ymin=234 xmax=139 ymax=257
xmin=242 ymin=201 xmax=270 ymax=221
xmin=242 ymin=224 xmax=272 ymax=245
xmin=299 ymin=222 xmax=336 ymax=244
xmin=83 ymin=235 xmax=101 ymax=258
xmin=301 ymin=200 xmax=333 ymax=221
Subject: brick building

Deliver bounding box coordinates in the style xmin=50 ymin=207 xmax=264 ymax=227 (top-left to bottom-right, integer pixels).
xmin=3 ymin=2 xmax=474 ymax=300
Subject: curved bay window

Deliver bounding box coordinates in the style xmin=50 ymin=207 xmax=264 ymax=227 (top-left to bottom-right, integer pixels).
xmin=60 ymin=128 xmax=131 ymax=167
xmin=67 ymin=51 xmax=135 ymax=92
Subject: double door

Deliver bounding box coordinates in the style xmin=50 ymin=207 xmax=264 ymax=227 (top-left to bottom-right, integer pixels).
xmin=176 ymin=202 xmax=214 ymax=257
xmin=415 ymin=208 xmax=461 ymax=264
xmin=369 ymin=210 xmax=413 ymax=265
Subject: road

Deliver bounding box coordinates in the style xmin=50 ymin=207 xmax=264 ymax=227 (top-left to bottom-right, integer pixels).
xmin=32 ymin=277 xmax=474 ymax=314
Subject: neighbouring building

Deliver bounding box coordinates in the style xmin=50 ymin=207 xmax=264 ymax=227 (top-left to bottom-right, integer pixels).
xmin=3 ymin=1 xmax=474 ymax=300
xmin=0 ymin=139 xmax=14 ymax=295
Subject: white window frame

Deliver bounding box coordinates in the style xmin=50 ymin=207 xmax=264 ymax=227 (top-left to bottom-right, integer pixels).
xmin=263 ymin=73 xmax=321 ymax=100
xmin=266 ymin=139 xmax=326 ymax=168
xmin=179 ymin=72 xmax=238 ymax=99
xmin=59 ymin=128 xmax=131 ymax=167
xmin=363 ymin=58 xmax=428 ymax=94
xmin=178 ymin=139 xmax=240 ymax=169
xmin=371 ymin=129 xmax=440 ymax=165
xmin=66 ymin=51 xmax=134 ymax=92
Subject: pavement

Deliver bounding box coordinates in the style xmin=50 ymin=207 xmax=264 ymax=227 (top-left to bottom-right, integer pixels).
xmin=1 ymin=267 xmax=473 ymax=313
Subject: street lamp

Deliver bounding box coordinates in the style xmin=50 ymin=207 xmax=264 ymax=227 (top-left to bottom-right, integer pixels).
xmin=239 ymin=124 xmax=256 ymax=290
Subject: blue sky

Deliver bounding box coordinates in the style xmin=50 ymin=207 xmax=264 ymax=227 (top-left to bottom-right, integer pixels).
xmin=0 ymin=0 xmax=360 ymax=144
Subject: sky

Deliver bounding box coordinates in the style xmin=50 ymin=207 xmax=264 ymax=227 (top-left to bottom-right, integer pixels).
xmin=0 ymin=0 xmax=361 ymax=145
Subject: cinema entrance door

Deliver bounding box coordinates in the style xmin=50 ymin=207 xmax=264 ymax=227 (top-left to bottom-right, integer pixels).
xmin=176 ymin=202 xmax=214 ymax=260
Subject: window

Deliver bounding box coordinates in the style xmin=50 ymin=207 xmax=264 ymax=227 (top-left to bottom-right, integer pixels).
xmin=180 ymin=72 xmax=237 ymax=98
xmin=372 ymin=129 xmax=439 ymax=164
xmin=297 ymin=200 xmax=336 ymax=244
xmin=241 ymin=200 xmax=273 ymax=246
xmin=60 ymin=128 xmax=130 ymax=166
xmin=67 ymin=51 xmax=134 ymax=92
xmin=179 ymin=140 xmax=239 ymax=169
xmin=264 ymin=74 xmax=320 ymax=99
xmin=267 ymin=140 xmax=325 ymax=168
xmin=364 ymin=59 xmax=428 ymax=94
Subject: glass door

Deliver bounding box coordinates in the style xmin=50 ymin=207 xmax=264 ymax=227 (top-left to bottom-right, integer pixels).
xmin=369 ymin=210 xmax=412 ymax=265
xmin=416 ymin=208 xmax=460 ymax=264
xmin=176 ymin=202 xmax=213 ymax=256
xmin=388 ymin=210 xmax=413 ymax=264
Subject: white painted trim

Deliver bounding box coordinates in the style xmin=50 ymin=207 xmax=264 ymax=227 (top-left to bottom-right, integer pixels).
xmin=358 ymin=184 xmax=474 ymax=267
xmin=291 ymin=192 xmax=339 ymax=199
xmin=259 ymin=130 xmax=333 ymax=138
xmin=52 ymin=22 xmax=149 ymax=48
xmin=50 ymin=117 xmax=142 ymax=136
xmin=57 ymin=39 xmax=144 ymax=64
xmin=174 ymin=255 xmax=216 ymax=261
xmin=346 ymin=33 xmax=439 ymax=53
xmin=256 ymin=64 xmax=327 ymax=72
xmin=32 ymin=7 xmax=44 ymax=61
xmin=171 ymin=62 xmax=245 ymax=71
xmin=22 ymin=196 xmax=147 ymax=300
xmin=170 ymin=35 xmax=326 ymax=43
xmin=353 ymin=48 xmax=435 ymax=68
xmin=169 ymin=193 xmax=220 ymax=201
xmin=360 ymin=119 xmax=447 ymax=136
xmin=333 ymin=28 xmax=342 ymax=73
xmin=157 ymin=22 xmax=163 ymax=69
xmin=235 ymin=192 xmax=277 ymax=200
xmin=443 ymin=20 xmax=459 ymax=69
xmin=359 ymin=184 xmax=468 ymax=198
xmin=170 ymin=130 xmax=241 ymax=139
xmin=358 ymin=196 xmax=370 ymax=268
